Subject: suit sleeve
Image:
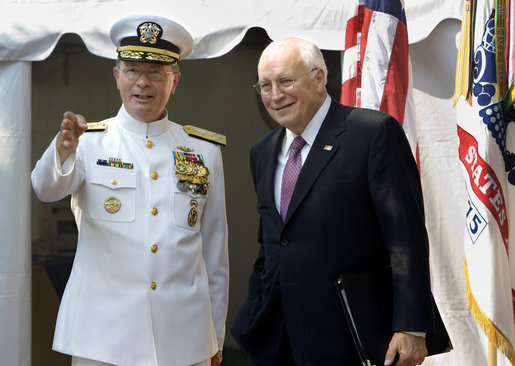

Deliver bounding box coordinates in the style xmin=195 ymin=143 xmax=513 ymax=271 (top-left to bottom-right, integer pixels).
xmin=245 ymin=145 xmax=265 ymax=300
xmin=31 ymin=134 xmax=84 ymax=202
xmin=367 ymin=115 xmax=434 ymax=333
xmin=200 ymin=145 xmax=229 ymax=350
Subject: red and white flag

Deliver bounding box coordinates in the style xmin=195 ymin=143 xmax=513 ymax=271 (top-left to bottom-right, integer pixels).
xmin=340 ymin=0 xmax=418 ymax=160
xmin=455 ymin=0 xmax=515 ymax=363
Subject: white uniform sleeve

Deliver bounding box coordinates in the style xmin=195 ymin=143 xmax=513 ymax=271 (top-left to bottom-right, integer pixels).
xmin=200 ymin=145 xmax=229 ymax=350
xmin=31 ymin=134 xmax=84 ymax=202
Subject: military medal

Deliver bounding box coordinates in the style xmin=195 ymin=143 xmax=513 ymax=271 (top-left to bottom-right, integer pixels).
xmin=188 ymin=199 xmax=198 ymax=226
xmin=177 ymin=180 xmax=189 ymax=192
xmin=175 ymin=162 xmax=187 ymax=174
xmin=173 ymin=150 xmax=210 ymax=195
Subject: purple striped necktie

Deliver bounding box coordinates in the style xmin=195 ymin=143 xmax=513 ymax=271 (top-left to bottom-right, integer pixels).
xmin=280 ymin=136 xmax=306 ymax=221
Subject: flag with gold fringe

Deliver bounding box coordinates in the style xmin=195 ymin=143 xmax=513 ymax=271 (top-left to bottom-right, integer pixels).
xmin=455 ymin=0 xmax=515 ymax=363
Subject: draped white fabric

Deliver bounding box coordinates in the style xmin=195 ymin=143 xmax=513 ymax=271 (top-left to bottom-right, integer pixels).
xmin=0 ymin=0 xmax=484 ymax=365
xmin=0 ymin=61 xmax=32 ymax=366
xmin=0 ymin=0 xmax=463 ymax=61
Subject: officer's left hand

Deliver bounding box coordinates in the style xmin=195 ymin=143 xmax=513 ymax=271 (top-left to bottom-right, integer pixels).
xmin=384 ymin=332 xmax=427 ymax=366
xmin=210 ymin=350 xmax=222 ymax=366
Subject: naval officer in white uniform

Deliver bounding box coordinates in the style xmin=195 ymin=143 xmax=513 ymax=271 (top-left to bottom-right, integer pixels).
xmin=31 ymin=14 xmax=229 ymax=366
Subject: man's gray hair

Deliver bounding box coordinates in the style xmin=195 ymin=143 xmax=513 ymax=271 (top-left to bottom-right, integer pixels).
xmin=260 ymin=37 xmax=328 ymax=85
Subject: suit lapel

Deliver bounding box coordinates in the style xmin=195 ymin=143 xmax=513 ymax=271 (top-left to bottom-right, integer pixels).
xmin=283 ymin=100 xmax=348 ymax=224
xmin=262 ymin=127 xmax=284 ymax=222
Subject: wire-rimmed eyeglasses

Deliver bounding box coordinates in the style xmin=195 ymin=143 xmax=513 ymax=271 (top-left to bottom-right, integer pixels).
xmin=253 ymin=68 xmax=318 ymax=96
xmin=117 ymin=67 xmax=176 ymax=82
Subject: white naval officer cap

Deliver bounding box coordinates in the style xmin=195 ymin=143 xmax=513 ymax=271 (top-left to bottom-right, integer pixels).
xmin=110 ymin=14 xmax=194 ymax=64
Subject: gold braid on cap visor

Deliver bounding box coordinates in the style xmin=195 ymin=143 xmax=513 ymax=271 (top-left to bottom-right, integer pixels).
xmin=116 ymin=45 xmax=181 ymax=63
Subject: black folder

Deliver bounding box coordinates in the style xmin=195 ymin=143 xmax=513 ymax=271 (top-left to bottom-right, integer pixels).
xmin=334 ymin=267 xmax=452 ymax=365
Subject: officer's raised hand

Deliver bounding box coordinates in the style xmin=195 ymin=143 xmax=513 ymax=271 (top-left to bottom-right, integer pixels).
xmin=57 ymin=111 xmax=87 ymax=163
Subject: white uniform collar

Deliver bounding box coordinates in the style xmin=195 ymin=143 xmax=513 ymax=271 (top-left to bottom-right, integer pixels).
xmin=117 ymin=105 xmax=169 ymax=137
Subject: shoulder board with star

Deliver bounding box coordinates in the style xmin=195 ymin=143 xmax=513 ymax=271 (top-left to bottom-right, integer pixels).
xmin=85 ymin=122 xmax=108 ymax=132
xmin=183 ymin=125 xmax=226 ymax=146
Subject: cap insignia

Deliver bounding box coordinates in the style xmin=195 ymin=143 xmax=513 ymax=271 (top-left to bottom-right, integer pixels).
xmin=138 ymin=22 xmax=162 ymax=45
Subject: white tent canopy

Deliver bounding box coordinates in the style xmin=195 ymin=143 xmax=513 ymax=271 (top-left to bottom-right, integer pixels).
xmin=1 ymin=1 xmax=483 ymax=365
xmin=1 ymin=0 xmax=461 ymax=61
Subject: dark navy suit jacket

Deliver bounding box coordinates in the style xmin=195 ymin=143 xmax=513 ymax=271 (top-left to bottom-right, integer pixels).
xmin=231 ymin=99 xmax=442 ymax=365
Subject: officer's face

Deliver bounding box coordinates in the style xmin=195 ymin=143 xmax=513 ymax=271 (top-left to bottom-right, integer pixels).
xmin=113 ymin=61 xmax=181 ymax=123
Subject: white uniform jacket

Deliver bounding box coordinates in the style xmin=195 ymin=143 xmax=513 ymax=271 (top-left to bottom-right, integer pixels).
xmin=31 ymin=106 xmax=229 ymax=366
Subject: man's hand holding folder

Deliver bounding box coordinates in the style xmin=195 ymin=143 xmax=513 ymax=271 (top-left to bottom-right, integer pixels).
xmin=384 ymin=332 xmax=427 ymax=366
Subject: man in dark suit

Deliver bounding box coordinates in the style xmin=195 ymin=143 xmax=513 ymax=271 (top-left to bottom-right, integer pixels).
xmin=231 ymin=37 xmax=447 ymax=366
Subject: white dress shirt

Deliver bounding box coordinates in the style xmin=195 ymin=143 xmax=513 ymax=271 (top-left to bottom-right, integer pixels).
xmin=274 ymin=95 xmax=331 ymax=213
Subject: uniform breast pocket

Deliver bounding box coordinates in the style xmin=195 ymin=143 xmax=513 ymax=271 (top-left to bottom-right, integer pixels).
xmin=173 ymin=185 xmax=208 ymax=231
xmin=88 ymin=166 xmax=137 ymax=222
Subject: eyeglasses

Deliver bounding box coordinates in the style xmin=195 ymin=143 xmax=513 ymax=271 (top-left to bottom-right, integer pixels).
xmin=118 ymin=67 xmax=176 ymax=82
xmin=253 ymin=68 xmax=318 ymax=95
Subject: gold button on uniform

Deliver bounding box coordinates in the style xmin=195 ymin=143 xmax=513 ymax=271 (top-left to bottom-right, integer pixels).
xmin=151 ymin=207 xmax=158 ymax=216
xmin=146 ymin=140 xmax=154 ymax=149
xmin=150 ymin=171 xmax=159 ymax=180
xmin=150 ymin=282 xmax=157 ymax=290
xmin=151 ymin=244 xmax=158 ymax=253
xmin=111 ymin=179 xmax=117 ymax=185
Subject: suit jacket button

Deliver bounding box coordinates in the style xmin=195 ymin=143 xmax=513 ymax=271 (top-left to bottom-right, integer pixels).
xmin=281 ymin=239 xmax=288 ymax=247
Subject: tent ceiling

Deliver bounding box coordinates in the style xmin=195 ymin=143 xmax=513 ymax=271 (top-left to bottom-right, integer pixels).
xmin=0 ymin=0 xmax=463 ymax=62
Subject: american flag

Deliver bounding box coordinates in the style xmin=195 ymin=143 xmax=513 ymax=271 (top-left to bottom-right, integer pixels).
xmin=340 ymin=0 xmax=418 ymax=161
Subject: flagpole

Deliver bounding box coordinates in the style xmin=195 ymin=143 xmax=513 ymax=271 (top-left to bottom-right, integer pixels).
xmin=488 ymin=340 xmax=497 ymax=366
